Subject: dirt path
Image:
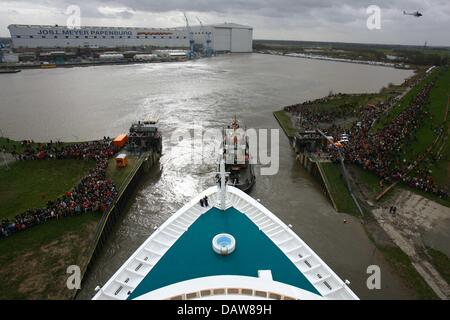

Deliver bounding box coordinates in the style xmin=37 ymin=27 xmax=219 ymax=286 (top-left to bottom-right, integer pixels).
xmin=372 ymin=190 xmax=450 ymax=299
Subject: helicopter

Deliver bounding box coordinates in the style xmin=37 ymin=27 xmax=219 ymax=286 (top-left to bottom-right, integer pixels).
xmin=403 ymin=10 xmax=422 ymax=17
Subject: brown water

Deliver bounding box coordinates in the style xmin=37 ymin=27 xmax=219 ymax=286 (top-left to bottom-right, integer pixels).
xmin=0 ymin=54 xmax=416 ymax=299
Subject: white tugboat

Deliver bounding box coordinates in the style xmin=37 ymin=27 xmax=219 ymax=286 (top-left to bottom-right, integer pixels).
xmin=92 ymin=161 xmax=358 ymax=300
xmin=218 ymin=116 xmax=256 ymax=192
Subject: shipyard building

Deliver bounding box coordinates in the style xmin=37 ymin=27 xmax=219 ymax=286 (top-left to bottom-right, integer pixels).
xmin=8 ymin=23 xmax=253 ymax=53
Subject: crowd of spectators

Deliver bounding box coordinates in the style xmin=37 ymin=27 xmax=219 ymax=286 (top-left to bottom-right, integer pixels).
xmin=329 ymin=81 xmax=448 ymax=198
xmin=284 ymin=95 xmax=360 ymax=130
xmin=284 ymin=72 xmax=447 ymax=199
xmin=1 ymin=139 xmax=117 ymax=238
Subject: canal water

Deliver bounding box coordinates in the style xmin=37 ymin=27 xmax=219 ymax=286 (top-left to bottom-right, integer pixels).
xmin=0 ymin=54 xmax=416 ymax=299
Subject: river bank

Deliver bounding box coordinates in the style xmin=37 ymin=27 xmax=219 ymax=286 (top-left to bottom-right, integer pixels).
xmin=281 ymin=52 xmax=410 ymax=69
xmin=0 ymin=137 xmax=158 ymax=299
xmin=0 ymin=139 xmax=101 ymax=298
xmin=276 ymin=113 xmax=442 ymax=300
xmin=274 ymin=66 xmax=450 ymax=299
xmin=0 ymin=58 xmax=188 ymax=71
xmin=76 ymin=150 xmax=160 ymax=299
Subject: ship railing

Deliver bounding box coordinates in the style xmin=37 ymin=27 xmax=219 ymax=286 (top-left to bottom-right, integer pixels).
xmin=167 ymin=288 xmax=296 ymax=300
xmin=225 ymin=187 xmax=359 ymax=300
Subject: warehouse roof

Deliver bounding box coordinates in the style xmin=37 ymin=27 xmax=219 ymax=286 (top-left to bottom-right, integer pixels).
xmin=211 ymin=23 xmax=252 ymax=30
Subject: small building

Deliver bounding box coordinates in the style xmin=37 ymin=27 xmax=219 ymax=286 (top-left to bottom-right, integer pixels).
xmin=115 ymin=153 xmax=128 ymax=168
xmin=99 ymin=53 xmax=124 ymax=61
xmin=122 ymin=51 xmax=139 ymax=59
xmin=18 ymin=52 xmax=36 ymax=62
xmin=1 ymin=52 xmax=19 ymax=63
xmin=39 ymin=51 xmax=66 ymax=64
xmin=134 ymin=54 xmax=158 ymax=61
xmin=113 ymin=134 xmax=128 ymax=148
xmin=293 ymin=130 xmax=329 ymax=154
xmin=153 ymin=49 xmax=188 ymax=58
xmin=50 ymin=51 xmax=66 ymax=64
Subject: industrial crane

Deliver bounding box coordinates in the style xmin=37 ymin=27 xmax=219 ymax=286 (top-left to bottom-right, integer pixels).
xmin=183 ymin=12 xmax=196 ymax=59
xmin=196 ymin=17 xmax=214 ymax=57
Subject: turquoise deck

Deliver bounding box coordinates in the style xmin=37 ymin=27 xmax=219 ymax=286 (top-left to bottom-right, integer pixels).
xmin=128 ymin=207 xmax=320 ymax=299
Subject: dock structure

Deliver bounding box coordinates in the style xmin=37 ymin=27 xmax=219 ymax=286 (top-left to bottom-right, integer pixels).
xmin=293 ymin=130 xmax=329 ymax=154
xmin=128 ymin=118 xmax=162 ymax=154
xmin=76 ymin=120 xmax=163 ymax=298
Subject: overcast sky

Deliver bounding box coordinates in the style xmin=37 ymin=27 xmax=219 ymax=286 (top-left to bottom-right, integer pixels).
xmin=1 ymin=0 xmax=449 ymax=46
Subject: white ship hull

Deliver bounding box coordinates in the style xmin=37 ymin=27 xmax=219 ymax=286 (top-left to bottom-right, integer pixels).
xmin=93 ymin=185 xmax=359 ymax=300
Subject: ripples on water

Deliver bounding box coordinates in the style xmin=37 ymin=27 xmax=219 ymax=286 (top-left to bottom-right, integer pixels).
xmin=0 ymin=54 xmax=416 ymax=299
